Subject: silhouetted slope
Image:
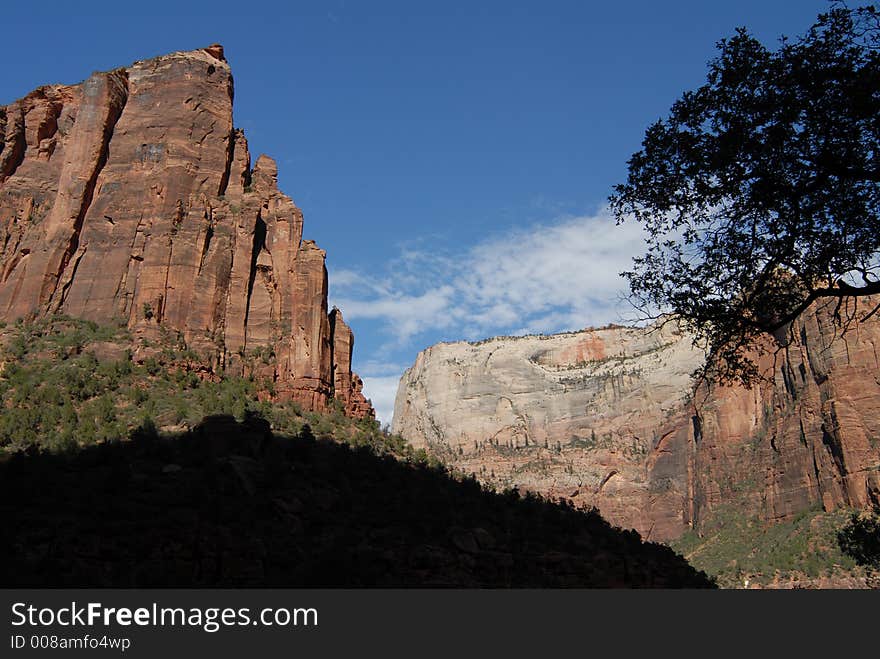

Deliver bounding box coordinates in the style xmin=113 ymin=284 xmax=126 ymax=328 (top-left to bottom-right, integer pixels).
xmin=0 ymin=415 xmax=713 ymax=587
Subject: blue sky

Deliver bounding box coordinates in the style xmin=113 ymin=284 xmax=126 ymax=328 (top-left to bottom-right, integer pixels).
xmin=4 ymin=0 xmax=832 ymax=422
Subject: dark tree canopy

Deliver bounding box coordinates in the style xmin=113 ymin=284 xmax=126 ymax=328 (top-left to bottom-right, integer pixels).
xmin=610 ymin=4 xmax=880 ymax=384
xmin=837 ymin=506 xmax=880 ymax=568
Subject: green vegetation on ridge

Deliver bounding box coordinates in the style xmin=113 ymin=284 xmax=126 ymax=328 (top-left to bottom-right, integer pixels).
xmin=0 ymin=316 xmax=428 ymax=465
xmin=670 ymin=504 xmax=869 ymax=588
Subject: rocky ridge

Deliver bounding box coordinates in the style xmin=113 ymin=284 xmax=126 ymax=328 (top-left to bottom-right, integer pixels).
xmin=0 ymin=46 xmax=372 ymax=418
xmin=392 ymin=298 xmax=880 ymax=542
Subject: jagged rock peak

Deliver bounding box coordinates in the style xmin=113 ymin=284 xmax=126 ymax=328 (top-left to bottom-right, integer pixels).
xmin=252 ymin=154 xmax=278 ymax=192
xmin=203 ymin=44 xmax=227 ymax=62
xmin=0 ymin=46 xmax=373 ymax=419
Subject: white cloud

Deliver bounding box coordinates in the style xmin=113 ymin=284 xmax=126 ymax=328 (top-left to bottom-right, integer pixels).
xmin=458 ymin=210 xmax=646 ymax=331
xmin=355 ymin=359 xmax=412 ymax=378
xmin=361 ymin=375 xmax=402 ymax=427
xmin=330 ymin=207 xmax=647 ymax=347
xmin=334 ymin=285 xmax=458 ymax=343
xmin=329 ymin=268 xmax=366 ymax=289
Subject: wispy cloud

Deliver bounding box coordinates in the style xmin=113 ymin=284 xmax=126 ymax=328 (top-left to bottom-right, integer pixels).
xmin=330 ymin=207 xmax=648 ymax=424
xmin=359 ymin=375 xmax=401 ymax=430
xmin=459 ymin=209 xmax=647 ymax=334
xmin=332 ymin=208 xmax=645 ymax=341
xmin=334 ymin=285 xmax=459 ymax=343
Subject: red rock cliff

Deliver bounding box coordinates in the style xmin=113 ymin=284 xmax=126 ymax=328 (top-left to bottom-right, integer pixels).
xmin=329 ymin=308 xmax=374 ymax=419
xmin=690 ymin=295 xmax=880 ymax=528
xmin=0 ymin=45 xmax=373 ymax=419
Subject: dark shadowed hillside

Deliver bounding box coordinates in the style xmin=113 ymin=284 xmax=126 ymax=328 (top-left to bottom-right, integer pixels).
xmin=0 ymin=415 xmax=714 ymax=588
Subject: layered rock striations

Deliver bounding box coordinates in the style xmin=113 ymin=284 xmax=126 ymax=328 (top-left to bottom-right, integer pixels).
xmin=392 ymin=299 xmax=880 ymax=540
xmin=0 ymin=45 xmax=373 ymax=418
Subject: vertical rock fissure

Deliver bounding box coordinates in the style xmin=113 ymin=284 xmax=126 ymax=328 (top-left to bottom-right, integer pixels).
xmin=821 ymin=423 xmax=847 ymax=477
xmin=811 ymin=445 xmax=825 ymax=506
xmin=53 ymin=248 xmax=87 ymax=313
xmin=242 ymin=213 xmax=267 ymax=348
xmin=691 ymin=413 xmax=702 ymax=444
xmin=328 ymin=307 xmax=338 ymax=399
xmin=48 ymin=71 xmax=130 ymax=308
xmin=158 ymin=202 xmax=184 ymax=325
xmin=0 ymin=108 xmax=6 ymax=161
xmin=197 ymin=221 xmax=214 ymax=276
xmin=0 ymin=110 xmax=26 ymax=182
xmin=217 ymin=127 xmax=235 ymax=196
xmin=36 ymin=98 xmax=63 ymax=155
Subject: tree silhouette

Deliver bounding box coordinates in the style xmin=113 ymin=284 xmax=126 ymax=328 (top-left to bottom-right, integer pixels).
xmin=837 ymin=506 xmax=880 ymax=568
xmin=610 ymin=4 xmax=880 ymax=384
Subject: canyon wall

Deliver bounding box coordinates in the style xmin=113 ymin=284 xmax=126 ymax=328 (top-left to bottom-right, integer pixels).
xmin=0 ymin=45 xmax=372 ymax=418
xmin=392 ymin=300 xmax=880 ymax=540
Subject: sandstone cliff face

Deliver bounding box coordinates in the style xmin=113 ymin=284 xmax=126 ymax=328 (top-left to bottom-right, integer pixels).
xmin=0 ymin=46 xmax=373 ymax=419
xmin=329 ymin=308 xmax=374 ymax=419
xmin=691 ymin=297 xmax=880 ymax=528
xmin=393 ymin=322 xmax=705 ymax=540
xmin=392 ymin=300 xmax=880 ymax=540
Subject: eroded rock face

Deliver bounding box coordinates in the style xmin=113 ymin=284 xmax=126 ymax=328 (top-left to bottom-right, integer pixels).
xmin=691 ymin=297 xmax=880 ymax=528
xmin=392 ymin=300 xmax=880 ymax=541
xmin=393 ymin=322 xmax=705 ymax=540
xmin=329 ymin=308 xmax=374 ymax=419
xmin=0 ymin=45 xmax=373 ymax=419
